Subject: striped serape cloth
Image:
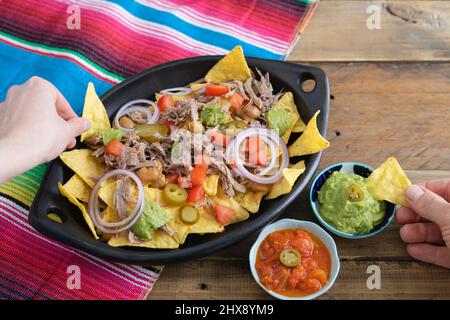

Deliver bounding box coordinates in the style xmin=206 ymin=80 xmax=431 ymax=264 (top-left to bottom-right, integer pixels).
xmin=0 ymin=0 xmax=317 ymax=299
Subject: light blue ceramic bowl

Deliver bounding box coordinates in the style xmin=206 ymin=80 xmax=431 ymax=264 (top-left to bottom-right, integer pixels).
xmin=309 ymin=162 xmax=396 ymax=239
xmin=249 ymin=219 xmax=340 ymax=300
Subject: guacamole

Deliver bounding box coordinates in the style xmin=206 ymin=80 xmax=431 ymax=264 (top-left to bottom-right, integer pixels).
xmin=267 ymin=108 xmax=293 ymax=136
xmin=131 ymin=201 xmax=170 ymax=240
xmin=318 ymin=172 xmax=386 ymax=234
xmin=201 ymin=103 xmax=228 ymax=127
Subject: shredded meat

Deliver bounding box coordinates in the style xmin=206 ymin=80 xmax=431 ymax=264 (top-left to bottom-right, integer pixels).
xmin=128 ymin=111 xmax=148 ymax=124
xmin=114 ymin=176 xmax=130 ymax=219
xmin=160 ymin=99 xmax=196 ymax=126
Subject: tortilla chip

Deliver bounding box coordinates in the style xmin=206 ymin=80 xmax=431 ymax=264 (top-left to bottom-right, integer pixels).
xmin=190 ymin=83 xmax=206 ymax=91
xmin=58 ymin=182 xmax=99 ymax=239
xmin=47 ymin=213 xmax=62 ymax=224
xmin=288 ymin=111 xmax=329 ymax=157
xmin=205 ymin=46 xmax=251 ymax=83
xmin=366 ymin=157 xmax=411 ymax=207
xmin=211 ymin=191 xmax=250 ymax=225
xmin=292 ymin=117 xmax=307 ymax=133
xmin=187 ymin=206 xmax=224 ymax=235
xmin=108 ymin=230 xmax=179 ymax=249
xmin=80 ymin=82 xmax=110 ymax=142
xmin=235 ymin=190 xmax=266 ymax=213
xmin=270 ymin=92 xmax=301 ymax=143
xmin=60 ymin=149 xmax=106 ymax=188
xmin=203 ymin=174 xmax=220 ymax=196
xmin=266 ymin=160 xmax=306 ymax=200
xmin=63 ymin=174 xmax=91 ymax=203
xmin=155 ymin=93 xmax=189 ymax=102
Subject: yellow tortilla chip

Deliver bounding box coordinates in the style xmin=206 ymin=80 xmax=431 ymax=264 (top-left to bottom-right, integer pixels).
xmin=292 ymin=117 xmax=306 ymax=133
xmin=203 ymin=174 xmax=220 ymax=196
xmin=80 ymin=82 xmax=110 ymax=142
xmin=187 ymin=206 xmax=223 ymax=236
xmin=63 ymin=174 xmax=91 ymax=203
xmin=60 ymin=149 xmax=106 ymax=188
xmin=235 ymin=190 xmax=266 ymax=214
xmin=190 ymin=83 xmax=206 ymax=91
xmin=269 ymin=92 xmax=301 ymax=143
xmin=266 ymin=160 xmax=306 ymax=200
xmin=288 ymin=111 xmax=329 ymax=156
xmin=211 ymin=191 xmax=250 ymax=225
xmin=366 ymin=157 xmax=411 ymax=207
xmin=47 ymin=213 xmax=62 ymax=224
xmin=155 ymin=93 xmax=189 ymax=102
xmin=108 ymin=230 xmax=179 ymax=249
xmin=205 ymin=46 xmax=251 ymax=83
xmin=58 ymin=182 xmax=99 ymax=239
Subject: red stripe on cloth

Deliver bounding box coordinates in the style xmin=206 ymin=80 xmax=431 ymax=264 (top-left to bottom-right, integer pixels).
xmin=1 ymin=0 xmax=218 ymax=77
xmin=0 ymin=198 xmax=156 ymax=300
xmin=161 ymin=0 xmax=306 ymax=41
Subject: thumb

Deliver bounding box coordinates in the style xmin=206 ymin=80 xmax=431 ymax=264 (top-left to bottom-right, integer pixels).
xmin=406 ymin=185 xmax=450 ymax=228
xmin=66 ymin=118 xmax=90 ymax=138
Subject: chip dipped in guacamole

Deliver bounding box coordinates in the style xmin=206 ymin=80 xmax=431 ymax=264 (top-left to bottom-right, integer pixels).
xmin=318 ymin=172 xmax=386 ymax=234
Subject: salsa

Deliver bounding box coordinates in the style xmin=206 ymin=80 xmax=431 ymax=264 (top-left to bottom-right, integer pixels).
xmin=255 ymin=229 xmax=331 ymax=297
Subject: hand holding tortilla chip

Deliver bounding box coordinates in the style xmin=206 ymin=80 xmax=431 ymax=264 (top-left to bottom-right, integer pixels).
xmin=366 ymin=157 xmax=411 ymax=207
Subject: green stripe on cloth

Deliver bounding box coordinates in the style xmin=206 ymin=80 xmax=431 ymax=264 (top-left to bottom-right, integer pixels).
xmin=0 ymin=164 xmax=47 ymax=208
xmin=0 ymin=32 xmax=124 ymax=84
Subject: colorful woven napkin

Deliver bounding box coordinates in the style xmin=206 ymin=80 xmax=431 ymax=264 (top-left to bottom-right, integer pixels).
xmin=0 ymin=0 xmax=318 ymax=299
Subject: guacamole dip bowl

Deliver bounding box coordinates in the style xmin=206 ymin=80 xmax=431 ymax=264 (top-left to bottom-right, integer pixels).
xmin=310 ymin=162 xmax=396 ymax=239
xmin=249 ymin=219 xmax=340 ymax=300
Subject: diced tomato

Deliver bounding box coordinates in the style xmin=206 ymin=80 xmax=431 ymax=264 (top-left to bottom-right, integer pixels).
xmin=166 ymin=172 xmax=179 ymax=184
xmin=245 ymin=137 xmax=268 ymax=166
xmin=177 ymin=176 xmax=192 ymax=189
xmin=205 ymin=84 xmax=229 ymax=96
xmin=104 ymin=139 xmax=125 ymax=157
xmin=210 ymin=131 xmax=230 ymax=147
xmin=214 ymin=204 xmax=236 ymax=226
xmin=230 ymin=93 xmax=244 ymax=111
xmin=187 ymin=185 xmax=205 ymax=204
xmin=191 ymin=156 xmax=209 ymax=186
xmin=157 ymin=94 xmax=175 ymax=112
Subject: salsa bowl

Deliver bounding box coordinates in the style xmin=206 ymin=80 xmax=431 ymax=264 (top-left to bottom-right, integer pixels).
xmin=249 ymin=218 xmax=340 ymax=300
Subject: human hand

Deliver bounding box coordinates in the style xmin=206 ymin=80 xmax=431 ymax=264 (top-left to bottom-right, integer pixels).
xmin=396 ymin=180 xmax=450 ymax=268
xmin=0 ymin=76 xmax=90 ymax=183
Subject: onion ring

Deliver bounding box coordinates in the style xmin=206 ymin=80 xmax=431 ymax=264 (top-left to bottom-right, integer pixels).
xmin=160 ymin=87 xmax=192 ymax=96
xmin=231 ymin=128 xmax=289 ymax=184
xmin=113 ymin=99 xmax=160 ymax=131
xmin=88 ymin=169 xmax=145 ymax=234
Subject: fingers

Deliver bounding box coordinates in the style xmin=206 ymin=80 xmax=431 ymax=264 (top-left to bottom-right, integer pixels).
xmin=419 ymin=180 xmax=450 ymax=202
xmin=67 ymin=138 xmax=77 ymax=149
xmin=406 ymin=185 xmax=450 ymax=228
xmin=400 ymin=223 xmax=443 ymax=244
xmin=65 ymin=118 xmax=90 ymax=140
xmin=55 ymin=90 xmax=77 ymax=120
xmin=395 ymin=206 xmax=424 ymax=224
xmin=407 ymin=243 xmax=450 ymax=269
xmin=26 ymin=76 xmax=77 ymax=120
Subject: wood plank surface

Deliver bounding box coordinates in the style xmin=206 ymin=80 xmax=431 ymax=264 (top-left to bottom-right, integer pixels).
xmin=292 ymin=1 xmax=450 ymax=62
xmin=151 ymin=1 xmax=450 ymax=300
xmin=315 ymin=62 xmax=450 ymax=171
xmin=151 ymin=259 xmax=450 ymax=300
xmin=151 ymin=168 xmax=450 ymax=299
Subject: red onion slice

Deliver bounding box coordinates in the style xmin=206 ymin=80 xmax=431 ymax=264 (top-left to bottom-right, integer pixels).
xmin=231 ymin=128 xmax=289 ymax=184
xmin=160 ymin=87 xmax=192 ymax=96
xmin=88 ymin=169 xmax=145 ymax=234
xmin=113 ymin=99 xmax=160 ymax=131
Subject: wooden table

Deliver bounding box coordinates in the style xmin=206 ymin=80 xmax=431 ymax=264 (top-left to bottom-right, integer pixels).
xmin=151 ymin=1 xmax=450 ymax=299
